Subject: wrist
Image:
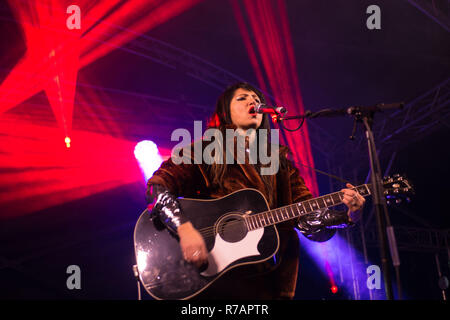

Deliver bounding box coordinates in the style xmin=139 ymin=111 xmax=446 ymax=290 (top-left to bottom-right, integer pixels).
xmin=178 ymin=221 xmax=195 ymax=235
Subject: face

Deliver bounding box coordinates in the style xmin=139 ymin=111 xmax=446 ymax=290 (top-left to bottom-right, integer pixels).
xmin=229 ymin=88 xmax=263 ymax=130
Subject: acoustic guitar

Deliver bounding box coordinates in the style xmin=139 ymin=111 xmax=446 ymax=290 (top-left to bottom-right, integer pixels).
xmin=133 ymin=174 xmax=412 ymax=300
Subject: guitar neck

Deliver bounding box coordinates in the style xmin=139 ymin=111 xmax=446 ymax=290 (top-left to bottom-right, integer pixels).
xmin=244 ymin=184 xmax=371 ymax=231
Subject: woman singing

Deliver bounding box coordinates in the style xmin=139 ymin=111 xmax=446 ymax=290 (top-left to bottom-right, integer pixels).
xmin=145 ymin=82 xmax=365 ymax=299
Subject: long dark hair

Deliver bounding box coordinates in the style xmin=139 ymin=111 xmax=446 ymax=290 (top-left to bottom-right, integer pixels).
xmin=206 ymin=82 xmax=276 ymax=202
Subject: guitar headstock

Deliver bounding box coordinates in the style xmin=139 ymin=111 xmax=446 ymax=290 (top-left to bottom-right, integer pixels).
xmin=382 ymin=174 xmax=414 ymax=204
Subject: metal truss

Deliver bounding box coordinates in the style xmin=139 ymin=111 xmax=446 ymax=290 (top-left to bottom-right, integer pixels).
xmin=125 ymin=35 xmax=248 ymax=91
xmin=406 ymin=0 xmax=450 ymax=32
xmin=121 ymin=35 xmax=343 ymax=158
xmin=290 ymin=75 xmax=450 ymax=189
xmin=352 ymin=223 xmax=450 ymax=253
xmin=372 ymin=77 xmax=450 ymax=155
xmin=1 ymin=2 xmax=448 ymax=165
xmin=336 ymin=78 xmax=450 ymax=225
xmin=326 ymin=77 xmax=450 ymax=182
xmin=2 ymin=2 xmax=449 ymax=300
xmin=3 ymin=16 xmax=446 ymax=218
xmin=302 ymin=121 xmax=344 ymax=160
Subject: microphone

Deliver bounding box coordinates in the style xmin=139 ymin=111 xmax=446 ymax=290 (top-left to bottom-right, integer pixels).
xmin=255 ymin=104 xmax=286 ymax=114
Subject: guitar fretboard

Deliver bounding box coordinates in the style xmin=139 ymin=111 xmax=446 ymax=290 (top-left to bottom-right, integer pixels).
xmin=244 ymin=184 xmax=371 ymax=231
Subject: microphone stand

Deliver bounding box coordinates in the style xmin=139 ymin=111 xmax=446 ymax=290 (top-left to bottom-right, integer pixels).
xmin=277 ymin=102 xmax=404 ymax=300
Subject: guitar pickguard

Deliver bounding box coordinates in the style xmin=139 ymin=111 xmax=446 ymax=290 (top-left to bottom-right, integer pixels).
xmin=201 ymin=228 xmax=264 ymax=277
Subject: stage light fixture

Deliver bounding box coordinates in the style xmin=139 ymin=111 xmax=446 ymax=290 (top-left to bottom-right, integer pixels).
xmin=65 ymin=136 xmax=71 ymax=148
xmin=134 ymin=140 xmax=163 ymax=181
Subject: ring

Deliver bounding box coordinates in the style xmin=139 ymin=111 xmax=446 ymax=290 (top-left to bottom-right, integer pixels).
xmin=192 ymin=250 xmax=200 ymax=257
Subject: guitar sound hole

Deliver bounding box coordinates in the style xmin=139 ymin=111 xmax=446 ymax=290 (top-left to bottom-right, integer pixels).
xmin=217 ymin=215 xmax=248 ymax=243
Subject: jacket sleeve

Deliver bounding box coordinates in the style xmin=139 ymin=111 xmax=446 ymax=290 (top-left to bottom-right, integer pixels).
xmin=287 ymin=159 xmax=353 ymax=242
xmin=146 ymin=184 xmax=186 ymax=233
xmin=145 ymin=152 xmax=202 ymax=231
xmin=146 ymin=155 xmax=200 ymax=200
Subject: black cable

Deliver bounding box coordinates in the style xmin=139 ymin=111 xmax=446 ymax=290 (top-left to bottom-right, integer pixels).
xmin=268 ymin=105 xmax=305 ymax=132
xmin=279 ymin=116 xmax=305 ymax=132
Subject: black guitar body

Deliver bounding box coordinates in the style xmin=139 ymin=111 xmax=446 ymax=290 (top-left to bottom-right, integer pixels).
xmin=133 ymin=175 xmax=412 ymax=300
xmin=133 ymin=188 xmax=279 ymax=300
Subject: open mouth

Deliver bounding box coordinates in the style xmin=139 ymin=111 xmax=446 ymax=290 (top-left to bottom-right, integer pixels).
xmin=248 ymin=106 xmax=256 ymax=115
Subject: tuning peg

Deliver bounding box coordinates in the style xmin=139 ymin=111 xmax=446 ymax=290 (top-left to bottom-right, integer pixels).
xmin=396 ymin=199 xmax=402 ymax=204
xmin=386 ymin=200 xmax=391 ymax=205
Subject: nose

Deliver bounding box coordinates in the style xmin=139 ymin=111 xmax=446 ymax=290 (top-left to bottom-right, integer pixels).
xmin=249 ymin=97 xmax=258 ymax=106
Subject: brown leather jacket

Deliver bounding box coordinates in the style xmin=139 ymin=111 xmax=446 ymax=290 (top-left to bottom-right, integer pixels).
xmin=146 ymin=141 xmax=334 ymax=299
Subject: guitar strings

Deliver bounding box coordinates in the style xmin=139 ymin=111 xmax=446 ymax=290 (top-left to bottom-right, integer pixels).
xmin=196 ymin=203 xmax=324 ymax=237
xmin=195 ymin=191 xmax=343 ymax=235
xmin=195 ymin=200 xmax=309 ymax=236
xmin=195 ymin=211 xmax=271 ymax=237
xmin=194 ymin=187 xmax=364 ymax=238
xmin=195 ymin=209 xmax=297 ymax=237
xmin=196 ymin=210 xmax=296 ymax=239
